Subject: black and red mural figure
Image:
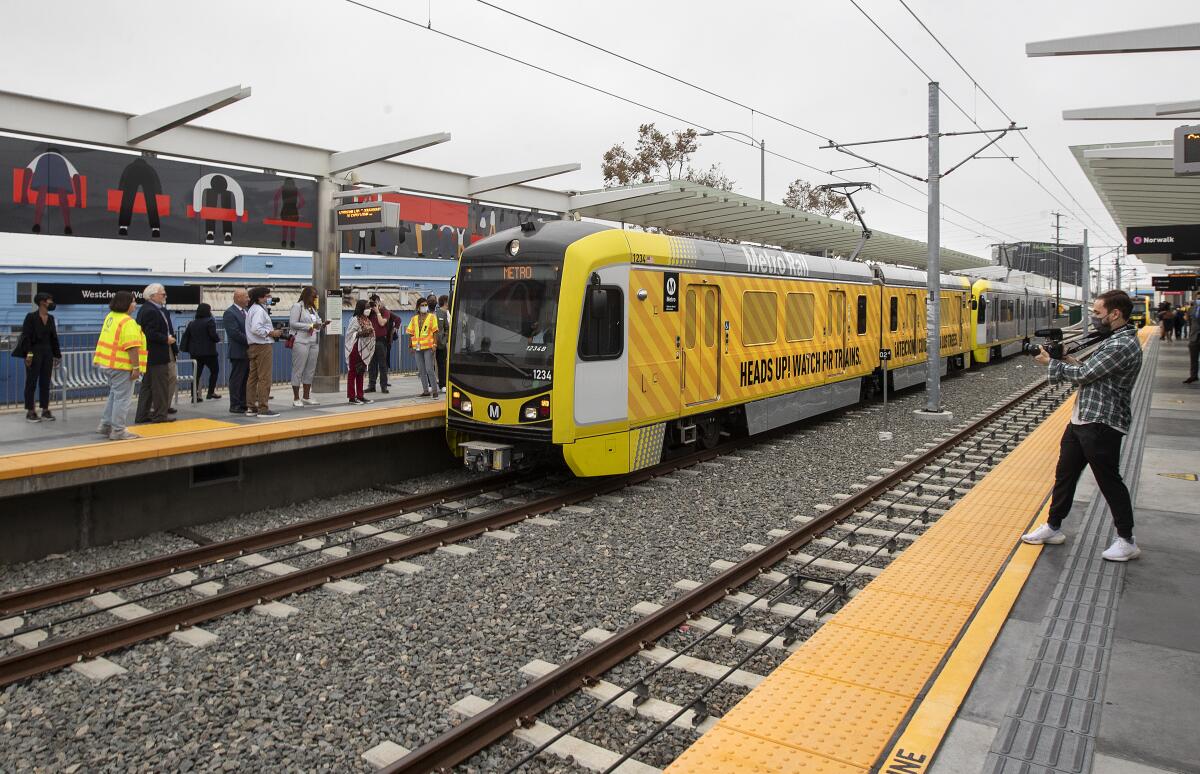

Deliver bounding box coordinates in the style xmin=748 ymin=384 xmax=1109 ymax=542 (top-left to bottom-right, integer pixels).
xmin=190 ymin=173 xmax=246 ymax=244
xmin=268 ymin=178 xmax=310 ymax=248
xmin=18 ymin=148 xmax=84 ymax=235
xmin=114 ymin=156 xmax=166 ymax=238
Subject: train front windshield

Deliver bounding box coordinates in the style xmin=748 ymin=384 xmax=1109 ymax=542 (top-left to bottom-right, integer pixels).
xmin=451 ymin=262 xmax=560 ymax=395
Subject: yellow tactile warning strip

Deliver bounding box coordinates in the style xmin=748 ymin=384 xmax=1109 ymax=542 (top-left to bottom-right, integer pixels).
xmin=671 ymin=326 xmax=1159 ymax=774
xmin=128 ymin=418 xmax=239 ymax=437
xmin=667 ymin=396 xmax=1077 ymax=774
xmin=0 ymin=402 xmax=444 ymax=482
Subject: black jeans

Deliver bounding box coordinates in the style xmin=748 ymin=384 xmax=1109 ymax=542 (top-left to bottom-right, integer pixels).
xmin=1189 ymin=336 xmax=1199 ymax=379
xmin=369 ymin=338 xmax=390 ymax=388
xmin=1048 ymin=422 xmax=1135 ymax=540
xmin=435 ymin=347 xmax=447 ymax=388
xmin=24 ymin=352 xmax=53 ymax=410
xmin=228 ymin=357 xmax=248 ymax=412
xmin=195 ymin=355 xmax=219 ymax=396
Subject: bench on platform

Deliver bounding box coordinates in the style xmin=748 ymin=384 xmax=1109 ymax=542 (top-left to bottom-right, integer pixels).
xmin=51 ymin=350 xmax=196 ymax=420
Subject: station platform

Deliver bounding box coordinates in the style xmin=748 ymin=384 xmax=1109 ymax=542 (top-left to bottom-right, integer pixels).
xmin=669 ymin=328 xmax=1199 ymax=774
xmin=0 ymin=376 xmax=448 ymax=563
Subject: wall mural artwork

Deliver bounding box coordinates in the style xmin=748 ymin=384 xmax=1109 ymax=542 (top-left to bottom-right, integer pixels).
xmin=1 ymin=134 xmax=552 ymax=258
xmin=1 ymin=135 xmax=317 ymax=250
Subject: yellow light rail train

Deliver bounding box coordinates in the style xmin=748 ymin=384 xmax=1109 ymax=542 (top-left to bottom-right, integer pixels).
xmin=446 ymin=221 xmax=1052 ymax=476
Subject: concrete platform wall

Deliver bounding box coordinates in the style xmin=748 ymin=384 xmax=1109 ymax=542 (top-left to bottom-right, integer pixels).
xmin=0 ymin=428 xmax=453 ymax=563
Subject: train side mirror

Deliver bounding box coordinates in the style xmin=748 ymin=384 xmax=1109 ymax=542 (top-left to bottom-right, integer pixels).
xmin=970 ymin=299 xmax=978 ymax=310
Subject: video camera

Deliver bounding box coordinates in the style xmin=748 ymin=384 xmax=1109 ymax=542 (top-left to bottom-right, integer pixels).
xmin=1023 ymin=328 xmax=1066 ymax=359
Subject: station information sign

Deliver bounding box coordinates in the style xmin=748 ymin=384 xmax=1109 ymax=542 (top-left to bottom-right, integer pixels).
xmin=1174 ymin=124 xmax=1200 ymax=176
xmin=1151 ymin=274 xmax=1200 ymax=292
xmin=1127 ymin=224 xmax=1200 ymax=254
xmin=335 ymin=201 xmax=400 ymax=231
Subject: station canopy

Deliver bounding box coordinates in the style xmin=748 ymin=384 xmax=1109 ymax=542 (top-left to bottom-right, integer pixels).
xmin=567 ymin=181 xmax=989 ymax=272
xmin=1072 ymin=140 xmax=1200 ymax=265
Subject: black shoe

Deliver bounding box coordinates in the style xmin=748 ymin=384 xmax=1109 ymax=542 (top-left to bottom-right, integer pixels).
xmin=364 ymin=386 xmax=376 ymax=393
xmin=167 ymin=407 xmax=178 ymax=415
xmin=40 ymin=410 xmax=55 ymax=421
xmin=151 ymin=227 xmax=160 ymax=238
xmin=196 ymin=395 xmax=203 ymax=402
xmin=150 ymin=417 xmax=177 ymax=424
xmin=230 ymin=408 xmax=246 ymax=414
xmin=208 ymin=393 xmax=221 ymax=400
xmin=119 ymin=225 xmax=129 ymax=236
xmin=31 ymin=223 xmax=40 ymax=234
xmin=25 ymin=410 xmax=40 ymax=423
xmin=64 ymin=226 xmax=72 ymax=235
xmin=1185 ymin=377 xmax=1198 ymax=384
xmin=348 ymin=398 xmax=361 ymax=405
xmin=419 ymin=391 xmax=430 ymax=397
xmin=257 ymin=410 xmax=280 ymax=418
xmin=381 ymin=387 xmax=389 ymax=394
xmin=360 ymin=398 xmax=373 ymax=404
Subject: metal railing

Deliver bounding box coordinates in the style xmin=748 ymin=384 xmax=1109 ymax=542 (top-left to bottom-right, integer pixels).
xmin=0 ymin=330 xmax=420 ymax=411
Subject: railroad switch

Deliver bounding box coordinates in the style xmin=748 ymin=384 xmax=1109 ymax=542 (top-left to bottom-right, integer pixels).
xmin=846 ymin=532 xmax=859 ymax=548
xmin=782 ymin=624 xmax=801 ymax=647
xmin=690 ymin=698 xmax=711 ymax=726
xmin=817 ymin=581 xmax=850 ymax=617
xmin=729 ymin=613 xmax=746 ymax=635
xmin=767 ymin=574 xmax=802 ymax=608
xmin=885 ymin=537 xmax=899 ymax=554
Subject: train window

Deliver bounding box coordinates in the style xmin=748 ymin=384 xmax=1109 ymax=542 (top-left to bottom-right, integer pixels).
xmin=785 ymin=293 xmax=815 ymax=341
xmin=703 ymin=288 xmax=717 ymax=348
xmin=889 ymin=296 xmax=899 ymax=331
xmin=578 ymin=285 xmax=623 ymax=360
xmin=977 ymin=294 xmax=987 ymax=322
xmin=940 ymin=297 xmax=954 ymax=327
xmin=16 ymin=282 xmax=34 ymax=305
xmin=856 ymin=295 xmax=868 ymax=335
xmin=685 ymin=289 xmax=698 ymax=350
xmin=742 ymin=291 xmax=777 ymax=346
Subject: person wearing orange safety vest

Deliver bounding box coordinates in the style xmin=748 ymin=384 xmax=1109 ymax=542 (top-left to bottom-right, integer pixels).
xmin=406 ymin=298 xmax=440 ymax=399
xmin=93 ymin=290 xmax=147 ymax=441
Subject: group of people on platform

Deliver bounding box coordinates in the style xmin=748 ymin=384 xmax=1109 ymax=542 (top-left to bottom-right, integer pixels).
xmin=15 ymin=285 xmax=449 ymax=440
xmin=1155 ymin=301 xmax=1193 ymax=342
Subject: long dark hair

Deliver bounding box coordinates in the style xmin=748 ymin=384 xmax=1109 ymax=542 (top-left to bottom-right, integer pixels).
xmin=353 ymin=299 xmax=369 ymax=318
xmin=195 ymin=302 xmax=212 ymax=319
xmin=299 ymin=286 xmax=317 ymax=309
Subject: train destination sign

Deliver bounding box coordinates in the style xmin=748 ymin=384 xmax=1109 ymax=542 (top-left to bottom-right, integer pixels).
xmin=335 ymin=201 xmax=400 ymax=231
xmin=1151 ymin=274 xmax=1199 ymax=291
xmin=1174 ymin=123 xmax=1200 ymax=176
xmin=1127 ymin=224 xmax=1200 ymax=254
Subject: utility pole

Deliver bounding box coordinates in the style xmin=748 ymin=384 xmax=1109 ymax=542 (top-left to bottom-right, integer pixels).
xmin=1114 ymin=246 xmax=1122 ymax=292
xmin=1082 ymin=229 xmax=1090 ymax=333
xmin=924 ymin=81 xmax=943 ymax=416
xmin=1051 ymin=211 xmax=1064 ymax=315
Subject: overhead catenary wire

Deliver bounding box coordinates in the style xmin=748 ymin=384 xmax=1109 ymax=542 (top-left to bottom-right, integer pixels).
xmin=848 ymin=0 xmax=1121 ymax=246
xmin=345 ymin=0 xmax=1010 ymax=248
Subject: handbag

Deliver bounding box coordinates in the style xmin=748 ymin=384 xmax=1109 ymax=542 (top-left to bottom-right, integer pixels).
xmin=10 ymin=332 xmax=30 ymax=360
xmin=284 ymin=334 xmax=295 ymax=349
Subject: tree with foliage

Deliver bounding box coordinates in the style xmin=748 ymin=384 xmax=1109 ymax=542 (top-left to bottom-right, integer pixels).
xmin=602 ymin=124 xmax=735 ymax=192
xmin=782 ymin=179 xmax=862 ymax=222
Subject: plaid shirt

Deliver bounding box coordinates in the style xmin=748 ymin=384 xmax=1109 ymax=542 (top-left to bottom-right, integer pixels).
xmin=1048 ymin=324 xmax=1141 ymax=434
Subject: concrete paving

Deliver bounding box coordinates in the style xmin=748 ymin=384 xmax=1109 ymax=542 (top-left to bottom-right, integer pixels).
xmin=1 ymin=375 xmax=439 ymax=457
xmin=930 ymin=338 xmax=1200 ymax=774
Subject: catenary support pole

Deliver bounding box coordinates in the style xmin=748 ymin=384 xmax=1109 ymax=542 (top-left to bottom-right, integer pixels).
xmin=924 ymin=81 xmax=943 ymax=415
xmin=313 ymin=177 xmax=341 ymax=393
xmin=1082 ymin=229 xmax=1090 ymax=333
xmin=760 ymin=139 xmax=766 ymax=202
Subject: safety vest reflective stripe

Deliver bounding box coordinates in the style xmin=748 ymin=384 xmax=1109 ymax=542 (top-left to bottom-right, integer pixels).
xmin=93 ymin=316 xmax=146 ymax=370
xmin=407 ymin=315 xmax=437 ymax=350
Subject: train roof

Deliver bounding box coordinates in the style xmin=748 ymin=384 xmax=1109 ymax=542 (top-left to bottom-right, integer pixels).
xmin=975 ymin=278 xmax=1053 ymax=297
xmin=873 ymin=265 xmax=971 ymax=290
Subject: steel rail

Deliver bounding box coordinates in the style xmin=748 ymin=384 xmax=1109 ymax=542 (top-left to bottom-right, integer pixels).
xmin=385 ymin=379 xmax=1053 ymax=774
xmin=0 ymin=472 xmax=525 ymax=616
xmin=0 ymin=437 xmax=753 ymax=688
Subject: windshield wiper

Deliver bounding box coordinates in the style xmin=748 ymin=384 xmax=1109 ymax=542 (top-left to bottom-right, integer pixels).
xmin=477 ymin=349 xmax=532 ymax=379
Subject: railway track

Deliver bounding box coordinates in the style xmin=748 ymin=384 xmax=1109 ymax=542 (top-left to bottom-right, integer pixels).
xmin=0 ymin=400 xmax=872 ymax=688
xmin=384 ymin=378 xmax=1071 ymax=773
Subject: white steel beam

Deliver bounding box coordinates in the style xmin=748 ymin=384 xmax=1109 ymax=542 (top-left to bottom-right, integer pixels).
xmin=0 ymin=90 xmax=571 ymax=212
xmin=127 ymin=84 xmax=251 ymax=144
xmin=1082 ymin=145 xmax=1173 ymax=160
xmin=567 ymin=183 xmax=676 ymax=211
xmin=1027 ymin=23 xmax=1200 ymax=57
xmin=467 ymin=163 xmax=580 ymax=196
xmin=1064 ymin=101 xmax=1200 ymax=121
xmin=328 ymin=132 xmax=451 ymax=175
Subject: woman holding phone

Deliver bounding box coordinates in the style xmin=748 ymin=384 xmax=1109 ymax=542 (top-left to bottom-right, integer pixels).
xmin=289 ymin=285 xmax=327 ymax=407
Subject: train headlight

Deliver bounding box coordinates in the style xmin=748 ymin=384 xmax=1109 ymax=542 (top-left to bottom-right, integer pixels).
xmin=460 ymin=399 xmax=473 ymax=414
xmin=523 ymin=406 xmax=538 ymax=420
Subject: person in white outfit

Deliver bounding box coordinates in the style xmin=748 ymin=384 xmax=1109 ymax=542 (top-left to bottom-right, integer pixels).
xmin=288 ymin=286 xmax=327 ymax=407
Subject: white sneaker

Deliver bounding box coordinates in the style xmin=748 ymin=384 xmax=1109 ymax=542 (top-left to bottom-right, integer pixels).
xmin=97 ymin=423 xmax=112 ymax=435
xmin=292 ymin=399 xmax=304 ymax=408
xmin=1021 ymin=524 xmax=1066 ymax=545
xmin=1102 ymin=537 xmax=1141 ymax=562
xmin=301 ymin=398 xmax=319 ymax=406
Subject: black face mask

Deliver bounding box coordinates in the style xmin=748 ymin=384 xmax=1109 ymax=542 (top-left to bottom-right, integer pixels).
xmin=45 ymin=302 xmax=56 ymax=312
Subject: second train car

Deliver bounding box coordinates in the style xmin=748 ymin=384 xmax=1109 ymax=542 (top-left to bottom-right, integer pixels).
xmin=446 ymin=221 xmax=1051 ymax=477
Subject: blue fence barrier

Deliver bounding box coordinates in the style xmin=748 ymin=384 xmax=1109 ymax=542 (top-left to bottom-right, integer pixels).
xmin=1 ymin=330 xmax=420 ymax=408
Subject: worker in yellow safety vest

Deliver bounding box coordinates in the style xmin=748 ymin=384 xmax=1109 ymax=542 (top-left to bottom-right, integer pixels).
xmin=93 ymin=290 xmax=148 ymax=440
xmin=406 ymin=298 xmax=440 ymax=399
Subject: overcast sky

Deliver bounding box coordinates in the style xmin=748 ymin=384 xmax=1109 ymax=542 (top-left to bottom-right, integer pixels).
xmin=1 ymin=0 xmax=1195 ymax=282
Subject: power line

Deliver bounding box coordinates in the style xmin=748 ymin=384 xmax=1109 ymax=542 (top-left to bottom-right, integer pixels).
xmin=345 ymin=0 xmax=1010 ymax=246
xmin=886 ymin=0 xmax=1123 ymax=245
xmin=468 ymin=0 xmax=1024 ymax=244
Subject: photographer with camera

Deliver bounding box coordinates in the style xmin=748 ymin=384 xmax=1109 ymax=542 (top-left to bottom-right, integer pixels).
xmin=1022 ymin=290 xmax=1144 ymax=561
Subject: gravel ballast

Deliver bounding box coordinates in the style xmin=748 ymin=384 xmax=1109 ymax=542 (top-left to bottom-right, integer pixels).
xmin=1 ymin=358 xmax=1047 ymax=772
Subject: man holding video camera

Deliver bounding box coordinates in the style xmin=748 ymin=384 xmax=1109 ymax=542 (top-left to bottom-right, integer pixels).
xmin=1023 ymin=290 xmax=1144 ymax=562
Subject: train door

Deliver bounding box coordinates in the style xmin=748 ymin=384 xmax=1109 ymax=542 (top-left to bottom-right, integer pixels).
xmin=906 ymin=293 xmax=919 ymax=357
xmin=682 ymin=284 xmax=720 ymax=405
xmin=827 ymin=290 xmax=846 ymax=378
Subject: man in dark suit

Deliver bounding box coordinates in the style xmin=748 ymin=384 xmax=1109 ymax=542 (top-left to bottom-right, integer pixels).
xmin=223 ymin=288 xmax=251 ymax=414
xmin=135 ymin=282 xmax=178 ymax=423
